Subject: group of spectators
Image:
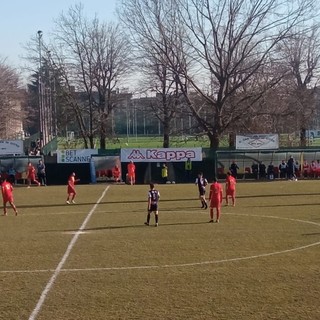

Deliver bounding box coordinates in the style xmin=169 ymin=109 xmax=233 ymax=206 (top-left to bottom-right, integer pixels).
xmin=2 ymin=160 xmax=47 ymax=186
xmin=301 ymin=159 xmax=320 ymax=178
xmin=229 ymin=156 xmax=301 ymax=181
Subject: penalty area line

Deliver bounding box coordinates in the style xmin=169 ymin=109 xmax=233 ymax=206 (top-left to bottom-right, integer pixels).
xmin=28 ymin=186 xmax=110 ymax=320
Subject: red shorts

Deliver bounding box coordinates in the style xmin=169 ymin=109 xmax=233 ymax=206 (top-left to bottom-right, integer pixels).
xmin=3 ymin=196 xmax=13 ymax=203
xmin=68 ymin=187 xmax=76 ymax=194
xmin=210 ymin=201 xmax=221 ymax=208
xmin=226 ymin=190 xmax=235 ymax=197
xmin=28 ymin=174 xmax=36 ymax=180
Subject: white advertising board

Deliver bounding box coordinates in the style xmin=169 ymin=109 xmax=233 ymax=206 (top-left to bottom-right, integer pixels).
xmin=121 ymin=148 xmax=202 ymax=162
xmin=0 ymin=140 xmax=24 ymax=155
xmin=236 ymin=134 xmax=279 ymax=150
xmin=57 ymin=149 xmax=98 ymax=163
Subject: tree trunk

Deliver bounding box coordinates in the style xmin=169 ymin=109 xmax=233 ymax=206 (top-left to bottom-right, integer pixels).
xmin=89 ymin=136 xmax=94 ymax=149
xmin=100 ymin=137 xmax=106 ymax=149
xmin=300 ymin=127 xmax=307 ymax=147
xmin=209 ymin=132 xmax=220 ymax=149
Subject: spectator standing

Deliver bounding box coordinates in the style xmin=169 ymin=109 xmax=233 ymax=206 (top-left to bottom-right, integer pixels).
xmin=279 ymin=160 xmax=287 ymax=179
xmin=112 ymin=165 xmax=121 ymax=182
xmin=185 ymin=158 xmax=192 ymax=182
xmin=259 ymin=162 xmax=266 ymax=179
xmin=310 ymin=160 xmax=317 ymax=178
xmin=302 ymin=160 xmax=310 ymax=178
xmin=127 ymin=161 xmax=136 ymax=185
xmin=37 ymin=159 xmax=47 ymax=186
xmin=287 ymin=156 xmax=296 ymax=180
xmin=7 ymin=166 xmax=16 ymax=185
xmin=251 ymin=162 xmax=259 ymax=180
xmin=161 ymin=163 xmax=168 ymax=184
xmin=267 ymin=162 xmax=274 ymax=180
xmin=229 ymin=161 xmax=239 ymax=179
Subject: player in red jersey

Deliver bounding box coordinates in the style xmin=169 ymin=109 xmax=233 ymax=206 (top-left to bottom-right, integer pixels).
xmin=225 ymin=171 xmax=237 ymax=206
xmin=26 ymin=161 xmax=40 ymax=188
xmin=66 ymin=172 xmax=80 ymax=204
xmin=302 ymin=160 xmax=310 ymax=178
xmin=112 ymin=165 xmax=121 ymax=182
xmin=127 ymin=161 xmax=136 ymax=185
xmin=208 ymin=178 xmax=223 ymax=223
xmin=1 ymin=177 xmax=18 ymax=216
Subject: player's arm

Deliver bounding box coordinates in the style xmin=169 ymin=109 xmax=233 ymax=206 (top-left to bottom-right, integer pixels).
xmin=147 ymin=196 xmax=151 ymax=210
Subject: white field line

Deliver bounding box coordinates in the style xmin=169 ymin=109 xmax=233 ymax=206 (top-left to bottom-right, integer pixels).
xmin=28 ymin=186 xmax=110 ymax=320
xmin=0 ymin=214 xmax=317 ymax=276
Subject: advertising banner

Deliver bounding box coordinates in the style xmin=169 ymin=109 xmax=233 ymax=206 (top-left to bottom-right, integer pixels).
xmin=0 ymin=140 xmax=24 ymax=155
xmin=236 ymin=134 xmax=279 ymax=150
xmin=57 ymin=149 xmax=98 ymax=163
xmin=120 ymin=148 xmax=202 ymax=162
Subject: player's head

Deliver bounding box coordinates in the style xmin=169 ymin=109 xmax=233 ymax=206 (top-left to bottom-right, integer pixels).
xmin=213 ymin=177 xmax=218 ymax=182
xmin=149 ymin=183 xmax=155 ymax=189
xmin=71 ymin=172 xmax=75 ymax=176
xmin=198 ymin=172 xmax=203 ymax=177
xmin=227 ymin=171 xmax=231 ymax=176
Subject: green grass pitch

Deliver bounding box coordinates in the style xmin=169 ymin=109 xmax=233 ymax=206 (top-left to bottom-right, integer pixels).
xmin=0 ymin=180 xmax=319 ymax=319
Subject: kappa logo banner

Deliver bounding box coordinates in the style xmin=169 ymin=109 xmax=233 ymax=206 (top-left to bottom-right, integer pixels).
xmin=121 ymin=148 xmax=202 ymax=162
xmin=236 ymin=134 xmax=279 ymax=150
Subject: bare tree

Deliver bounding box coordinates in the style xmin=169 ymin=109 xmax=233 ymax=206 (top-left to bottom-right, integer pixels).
xmin=51 ymin=3 xmax=132 ymax=149
xmin=120 ymin=0 xmax=191 ymax=147
xmin=0 ymin=60 xmax=26 ymax=139
xmin=276 ymin=25 xmax=320 ymax=146
xmin=120 ymin=0 xmax=318 ymax=148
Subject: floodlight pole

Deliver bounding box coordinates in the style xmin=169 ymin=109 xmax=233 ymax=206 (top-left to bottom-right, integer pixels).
xmin=37 ymin=30 xmax=44 ymax=151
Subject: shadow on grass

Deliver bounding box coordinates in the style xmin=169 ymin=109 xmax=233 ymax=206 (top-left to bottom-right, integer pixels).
xmin=239 ymin=193 xmax=320 ymax=199
xmin=40 ymin=220 xmax=209 ymax=233
xmin=245 ymin=203 xmax=320 ymax=208
xmin=17 ymin=198 xmax=198 ymax=209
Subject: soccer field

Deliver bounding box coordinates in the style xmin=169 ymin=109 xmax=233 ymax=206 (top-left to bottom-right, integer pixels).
xmin=0 ymin=181 xmax=319 ymax=320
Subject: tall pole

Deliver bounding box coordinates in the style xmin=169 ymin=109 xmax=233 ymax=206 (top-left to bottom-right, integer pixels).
xmin=37 ymin=30 xmax=43 ymax=151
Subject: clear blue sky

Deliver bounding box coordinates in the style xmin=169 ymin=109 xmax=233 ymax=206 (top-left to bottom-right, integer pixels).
xmin=0 ymin=0 xmax=118 ymax=68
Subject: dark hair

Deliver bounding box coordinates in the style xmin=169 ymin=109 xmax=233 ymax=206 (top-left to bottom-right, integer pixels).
xmin=150 ymin=183 xmax=155 ymax=189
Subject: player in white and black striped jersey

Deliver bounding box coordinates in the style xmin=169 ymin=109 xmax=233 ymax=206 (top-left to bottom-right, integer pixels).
xmin=144 ymin=183 xmax=160 ymax=227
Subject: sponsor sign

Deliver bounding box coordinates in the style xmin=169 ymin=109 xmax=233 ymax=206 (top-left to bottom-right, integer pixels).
xmin=236 ymin=134 xmax=279 ymax=150
xmin=0 ymin=140 xmax=24 ymax=155
xmin=121 ymin=148 xmax=202 ymax=162
xmin=57 ymin=149 xmax=98 ymax=163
